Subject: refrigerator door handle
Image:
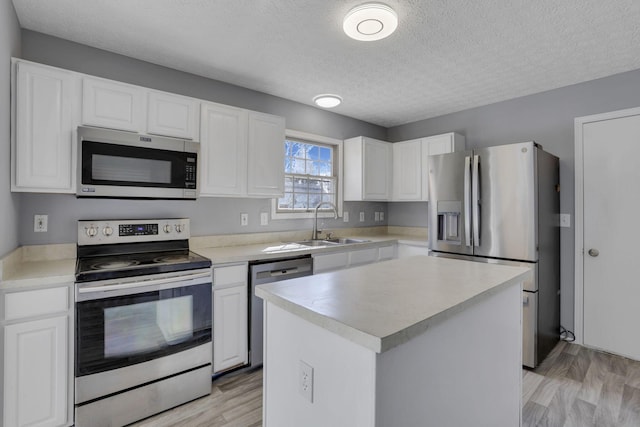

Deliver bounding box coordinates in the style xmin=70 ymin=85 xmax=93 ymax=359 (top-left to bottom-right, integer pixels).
xmin=472 ymin=154 xmax=480 ymax=247
xmin=464 ymin=155 xmax=472 ymax=247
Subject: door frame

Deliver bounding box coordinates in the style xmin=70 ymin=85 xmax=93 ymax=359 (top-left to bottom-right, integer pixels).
xmin=574 ymin=106 xmax=640 ymax=345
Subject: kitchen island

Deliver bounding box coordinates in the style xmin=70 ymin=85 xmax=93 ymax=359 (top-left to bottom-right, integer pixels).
xmin=256 ymin=255 xmax=530 ymax=427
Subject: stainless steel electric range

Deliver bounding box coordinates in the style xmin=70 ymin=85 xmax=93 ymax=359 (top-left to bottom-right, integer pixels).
xmin=74 ymin=218 xmax=212 ymax=427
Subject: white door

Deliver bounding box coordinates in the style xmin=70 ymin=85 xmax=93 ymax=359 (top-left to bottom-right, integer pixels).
xmin=392 ymin=139 xmax=422 ymax=201
xmin=581 ymin=112 xmax=640 ymax=359
xmin=199 ymin=102 xmax=248 ymax=196
xmin=4 ymin=316 xmax=69 ymax=427
xmin=82 ymin=77 xmax=145 ymax=132
xmin=147 ymin=91 xmax=199 ymax=140
xmin=213 ymin=284 xmax=248 ymax=373
xmin=247 ymin=111 xmax=285 ymax=197
xmin=14 ymin=61 xmax=76 ymax=192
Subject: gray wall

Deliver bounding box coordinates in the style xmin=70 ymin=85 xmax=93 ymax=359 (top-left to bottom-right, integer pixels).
xmin=18 ymin=30 xmax=387 ymax=245
xmin=0 ymin=0 xmax=21 ymax=257
xmin=388 ymin=68 xmax=640 ymax=333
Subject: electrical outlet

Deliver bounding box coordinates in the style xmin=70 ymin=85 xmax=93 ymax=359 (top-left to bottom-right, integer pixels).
xmin=560 ymin=213 xmax=570 ymax=228
xmin=374 ymin=212 xmax=380 ymax=221
xmin=343 ymin=211 xmax=349 ymax=222
xmin=34 ymin=214 xmax=48 ymax=232
xmin=260 ymin=212 xmax=269 ymax=226
xmin=380 ymin=212 xmax=385 ymax=221
xmin=240 ymin=213 xmax=248 ymax=226
xmin=359 ymin=212 xmax=365 ymax=222
xmin=299 ymin=360 xmax=314 ymax=403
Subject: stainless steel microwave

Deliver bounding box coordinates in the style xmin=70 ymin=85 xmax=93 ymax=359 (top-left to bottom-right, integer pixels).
xmin=77 ymin=126 xmax=199 ymax=199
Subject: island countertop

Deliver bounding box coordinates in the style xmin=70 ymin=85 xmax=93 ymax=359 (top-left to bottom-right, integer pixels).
xmin=256 ymin=255 xmax=531 ymax=353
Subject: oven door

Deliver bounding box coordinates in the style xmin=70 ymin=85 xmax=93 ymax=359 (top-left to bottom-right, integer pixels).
xmin=77 ymin=129 xmax=199 ymax=199
xmin=75 ymin=270 xmax=211 ymax=379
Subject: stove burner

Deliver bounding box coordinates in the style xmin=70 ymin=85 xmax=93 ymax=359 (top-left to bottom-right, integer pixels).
xmin=91 ymin=260 xmax=141 ymax=270
xmin=153 ymin=255 xmax=190 ymax=263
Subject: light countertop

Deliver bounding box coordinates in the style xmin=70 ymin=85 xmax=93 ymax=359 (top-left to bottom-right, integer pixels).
xmin=256 ymin=255 xmax=530 ymax=353
xmin=0 ymin=233 xmax=426 ymax=290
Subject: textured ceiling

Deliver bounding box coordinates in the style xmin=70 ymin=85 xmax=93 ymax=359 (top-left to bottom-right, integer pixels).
xmin=11 ymin=0 xmax=640 ymax=127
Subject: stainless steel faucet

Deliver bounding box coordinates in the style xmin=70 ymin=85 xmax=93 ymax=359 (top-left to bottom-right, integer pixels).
xmin=313 ymin=202 xmax=338 ymax=240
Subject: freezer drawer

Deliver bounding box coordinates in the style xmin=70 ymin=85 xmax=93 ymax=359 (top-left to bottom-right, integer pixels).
xmin=523 ymin=291 xmax=538 ymax=368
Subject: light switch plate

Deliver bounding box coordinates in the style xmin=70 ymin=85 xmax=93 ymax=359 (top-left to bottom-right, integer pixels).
xmin=380 ymin=212 xmax=385 ymax=221
xmin=34 ymin=214 xmax=48 ymax=232
xmin=560 ymin=213 xmax=570 ymax=228
xmin=359 ymin=212 xmax=365 ymax=222
xmin=343 ymin=211 xmax=349 ymax=222
xmin=260 ymin=212 xmax=269 ymax=226
xmin=374 ymin=212 xmax=380 ymax=221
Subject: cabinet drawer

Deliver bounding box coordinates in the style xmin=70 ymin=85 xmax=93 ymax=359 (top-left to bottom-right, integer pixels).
xmin=4 ymin=286 xmax=69 ymax=321
xmin=349 ymin=248 xmax=379 ymax=266
xmin=213 ymin=264 xmax=248 ymax=287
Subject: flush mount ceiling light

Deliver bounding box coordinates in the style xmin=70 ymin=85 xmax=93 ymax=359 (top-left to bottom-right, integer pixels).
xmin=343 ymin=3 xmax=398 ymax=41
xmin=313 ymin=94 xmax=343 ymax=108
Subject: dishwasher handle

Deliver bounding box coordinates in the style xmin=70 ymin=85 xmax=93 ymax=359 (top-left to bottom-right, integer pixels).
xmin=270 ymin=267 xmax=299 ymax=277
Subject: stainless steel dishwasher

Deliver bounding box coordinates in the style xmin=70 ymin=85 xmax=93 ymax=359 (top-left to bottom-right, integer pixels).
xmin=249 ymin=255 xmax=313 ymax=368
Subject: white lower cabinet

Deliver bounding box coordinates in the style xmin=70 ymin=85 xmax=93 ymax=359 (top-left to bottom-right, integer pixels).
xmin=2 ymin=284 xmax=73 ymax=427
xmin=212 ymin=263 xmax=248 ymax=374
xmin=313 ymin=244 xmax=397 ymax=274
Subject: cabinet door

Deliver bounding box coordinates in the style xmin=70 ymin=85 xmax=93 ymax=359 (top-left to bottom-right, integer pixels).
xmin=422 ymin=133 xmax=465 ymax=200
xmin=199 ymin=102 xmax=248 ymax=196
xmin=82 ymin=77 xmax=145 ymax=132
xmin=213 ymin=284 xmax=248 ymax=373
xmin=147 ymin=91 xmax=199 ymax=140
xmin=4 ymin=316 xmax=69 ymax=427
xmin=392 ymin=139 xmax=423 ymax=201
xmin=349 ymin=248 xmax=379 ymax=267
xmin=14 ymin=61 xmax=76 ymax=192
xmin=378 ymin=244 xmax=397 ymax=261
xmin=247 ymin=112 xmax=285 ymax=197
xmin=425 ymin=133 xmax=455 ymax=156
xmin=363 ymin=139 xmax=391 ymax=200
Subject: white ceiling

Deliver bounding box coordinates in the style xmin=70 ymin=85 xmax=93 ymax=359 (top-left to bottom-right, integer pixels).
xmin=11 ymin=0 xmax=640 ymax=127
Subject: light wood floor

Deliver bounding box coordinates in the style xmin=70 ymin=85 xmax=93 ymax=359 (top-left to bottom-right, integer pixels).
xmin=524 ymin=341 xmax=640 ymax=427
xmin=130 ymin=368 xmax=263 ymax=427
xmin=131 ymin=341 xmax=640 ymax=427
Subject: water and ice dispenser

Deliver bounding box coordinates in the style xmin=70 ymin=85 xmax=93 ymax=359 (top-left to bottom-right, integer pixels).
xmin=436 ymin=201 xmax=462 ymax=244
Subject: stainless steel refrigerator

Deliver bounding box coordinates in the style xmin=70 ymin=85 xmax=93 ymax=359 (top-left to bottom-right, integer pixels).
xmin=428 ymin=141 xmax=560 ymax=368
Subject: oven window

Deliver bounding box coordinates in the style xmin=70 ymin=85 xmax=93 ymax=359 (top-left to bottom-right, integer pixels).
xmin=76 ymin=283 xmax=211 ymax=376
xmin=92 ymin=154 xmax=172 ymax=184
xmin=104 ymin=296 xmax=193 ymax=357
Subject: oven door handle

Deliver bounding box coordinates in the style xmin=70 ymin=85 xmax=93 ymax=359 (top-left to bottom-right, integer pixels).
xmin=77 ymin=271 xmax=211 ymax=295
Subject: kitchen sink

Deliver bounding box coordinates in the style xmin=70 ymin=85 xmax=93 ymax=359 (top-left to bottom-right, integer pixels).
xmin=293 ymin=238 xmax=370 ymax=247
xmin=325 ymin=238 xmax=370 ymax=244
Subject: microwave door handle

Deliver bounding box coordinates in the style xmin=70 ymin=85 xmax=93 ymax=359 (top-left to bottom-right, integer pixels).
xmin=472 ymin=154 xmax=480 ymax=247
xmin=464 ymin=155 xmax=472 ymax=247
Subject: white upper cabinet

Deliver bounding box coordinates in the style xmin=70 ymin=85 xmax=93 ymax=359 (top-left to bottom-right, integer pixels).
xmin=344 ymin=136 xmax=392 ymax=201
xmin=247 ymin=111 xmax=285 ymax=197
xmin=200 ymin=103 xmax=285 ymax=198
xmin=82 ymin=77 xmax=145 ymax=132
xmin=13 ymin=60 xmax=78 ymax=193
xmin=391 ymin=139 xmax=423 ymax=201
xmin=200 ymin=102 xmax=248 ymax=196
xmin=147 ymin=91 xmax=200 ymax=140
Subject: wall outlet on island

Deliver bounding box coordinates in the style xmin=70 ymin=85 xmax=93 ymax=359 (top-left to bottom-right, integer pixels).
xmin=299 ymin=360 xmax=314 ymax=403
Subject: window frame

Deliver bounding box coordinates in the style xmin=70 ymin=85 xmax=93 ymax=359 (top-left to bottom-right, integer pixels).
xmin=271 ymin=129 xmax=343 ymax=220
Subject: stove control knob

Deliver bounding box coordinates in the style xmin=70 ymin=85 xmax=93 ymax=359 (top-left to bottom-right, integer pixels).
xmin=175 ymin=224 xmax=184 ymax=233
xmin=163 ymin=224 xmax=172 ymax=233
xmin=102 ymin=226 xmax=113 ymax=237
xmin=86 ymin=226 xmax=98 ymax=237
